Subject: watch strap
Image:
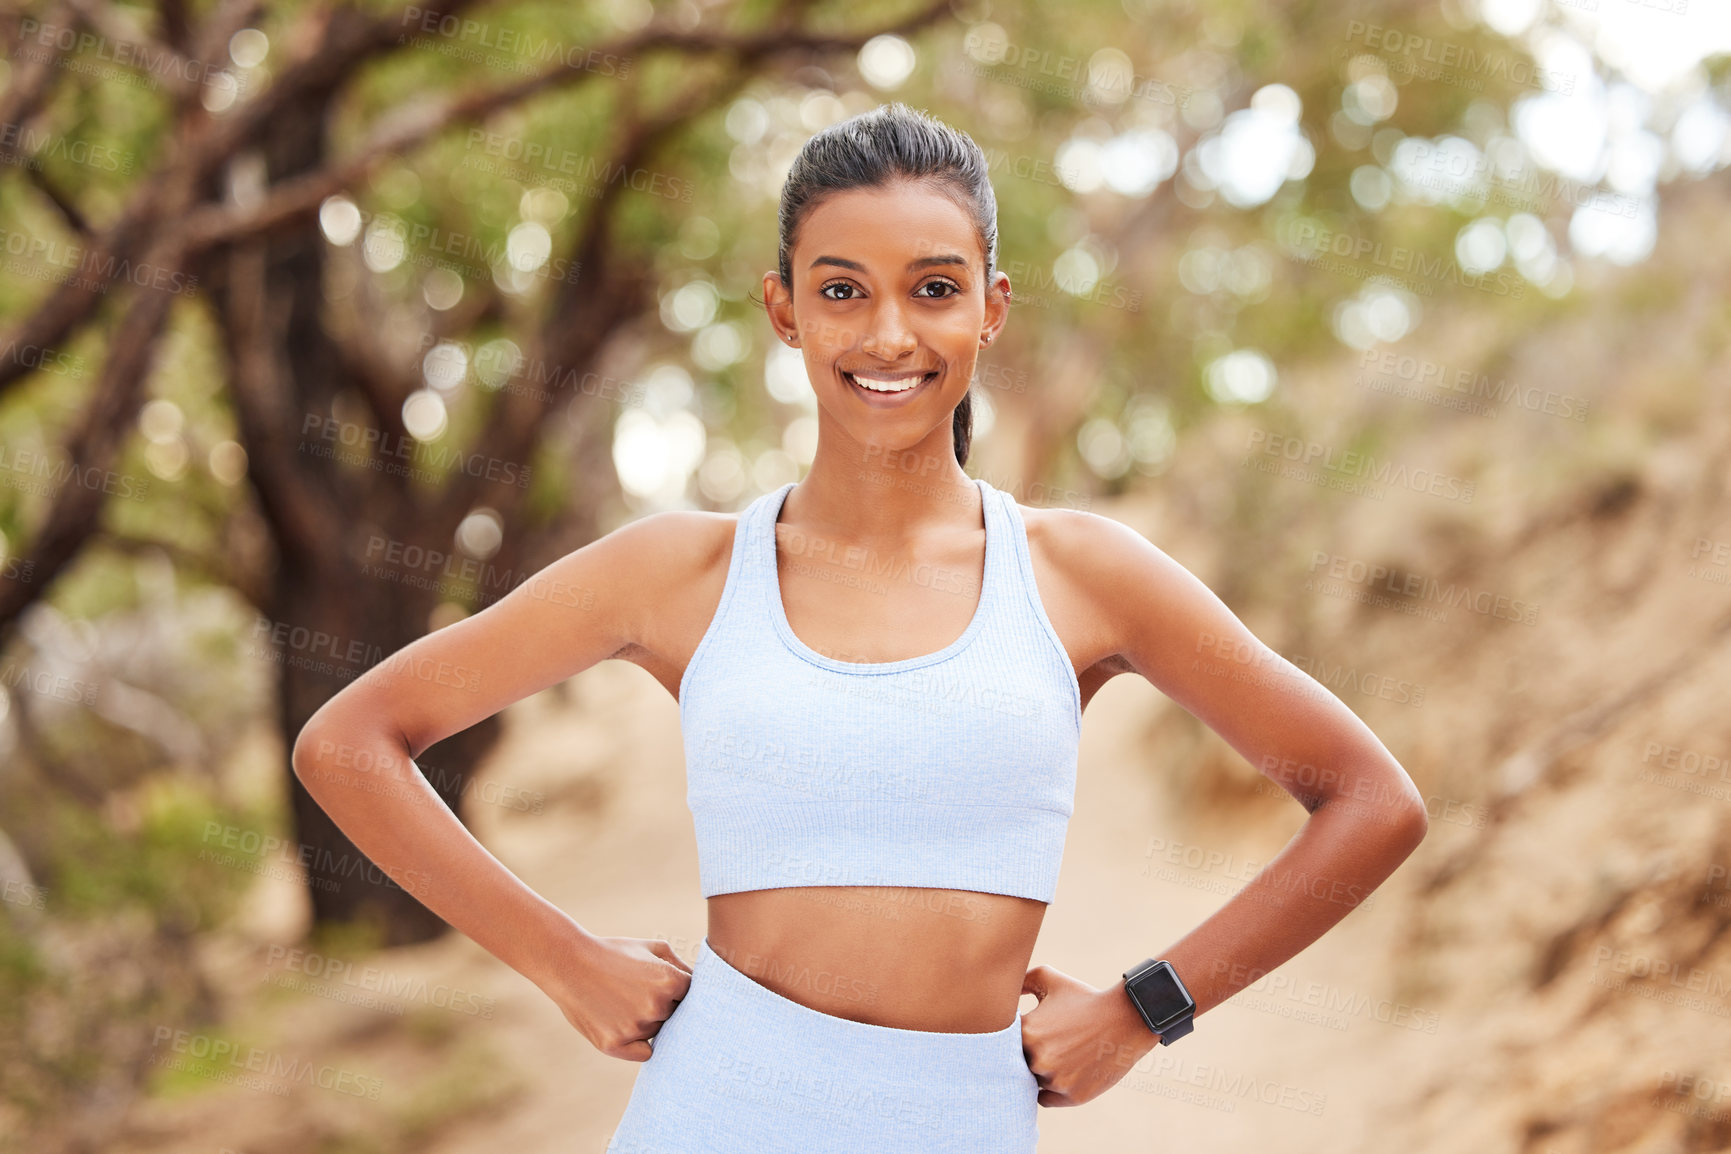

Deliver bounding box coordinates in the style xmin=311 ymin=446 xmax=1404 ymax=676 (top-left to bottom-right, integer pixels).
xmin=1154 ymin=1010 xmax=1194 ymax=1045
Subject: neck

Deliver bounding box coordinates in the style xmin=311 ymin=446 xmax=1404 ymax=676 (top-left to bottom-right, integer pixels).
xmin=784 ymin=426 xmax=978 ymax=544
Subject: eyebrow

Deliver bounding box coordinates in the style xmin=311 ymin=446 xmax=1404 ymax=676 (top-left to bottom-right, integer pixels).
xmin=809 ymin=255 xmax=970 ymax=272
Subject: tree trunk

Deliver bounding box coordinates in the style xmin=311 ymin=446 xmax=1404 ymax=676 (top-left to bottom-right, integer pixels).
xmin=200 ymin=30 xmax=504 ymax=947
xmin=270 ymin=545 xmax=503 ymax=946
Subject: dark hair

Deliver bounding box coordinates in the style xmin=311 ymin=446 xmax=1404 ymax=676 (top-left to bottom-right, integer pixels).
xmin=776 ymin=102 xmax=998 ymax=468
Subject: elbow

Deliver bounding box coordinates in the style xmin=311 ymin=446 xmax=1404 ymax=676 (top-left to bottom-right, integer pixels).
xmin=1320 ymin=787 xmax=1429 ymax=859
xmin=290 ymin=695 xmax=358 ymax=783
xmin=290 ymin=717 xmax=329 ymax=785
xmin=290 ymin=710 xmax=416 ymax=791
xmin=1390 ymin=796 xmax=1429 ymax=858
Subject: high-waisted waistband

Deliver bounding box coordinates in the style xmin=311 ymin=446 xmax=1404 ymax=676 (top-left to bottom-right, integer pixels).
xmin=606 ymin=937 xmax=1040 ymax=1153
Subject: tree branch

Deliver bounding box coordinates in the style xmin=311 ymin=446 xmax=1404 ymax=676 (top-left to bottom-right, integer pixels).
xmin=209 ymin=238 xmax=348 ymax=569
xmin=170 ymin=0 xmax=955 ymax=253
xmin=91 ymin=529 xmax=269 ymax=614
xmin=434 ymin=64 xmax=748 ymax=534
xmin=0 ymin=0 xmax=463 ymax=398
xmin=0 ymin=0 xmax=950 ymax=400
xmin=320 ymin=278 xmax=419 ymax=477
xmin=151 ymin=0 xmax=263 ymax=108
xmin=59 ymin=0 xmax=187 ymax=87
xmin=23 ymin=160 xmax=93 ymax=236
xmin=155 ymin=0 xmax=190 ymax=53
xmin=0 ymin=239 xmax=186 ymax=647
xmin=0 ymin=0 xmax=83 ymax=169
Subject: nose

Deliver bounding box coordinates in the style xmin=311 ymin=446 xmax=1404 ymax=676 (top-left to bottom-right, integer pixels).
xmin=859 ymin=297 xmax=918 ymax=360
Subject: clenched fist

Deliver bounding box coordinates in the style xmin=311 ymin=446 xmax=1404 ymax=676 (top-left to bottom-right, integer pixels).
xmin=1019 ymin=963 xmax=1160 ymax=1107
xmin=546 ymin=936 xmax=693 ymax=1061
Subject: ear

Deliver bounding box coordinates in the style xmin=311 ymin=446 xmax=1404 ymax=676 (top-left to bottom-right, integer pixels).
xmin=763 ymin=270 xmax=800 ymax=346
xmin=981 ymin=268 xmax=1011 ymax=346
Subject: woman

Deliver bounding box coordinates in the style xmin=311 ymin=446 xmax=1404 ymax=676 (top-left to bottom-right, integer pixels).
xmin=292 ymin=102 xmax=1428 ymax=1152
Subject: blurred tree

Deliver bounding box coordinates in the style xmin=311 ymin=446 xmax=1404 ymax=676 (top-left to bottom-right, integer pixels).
xmin=0 ymin=0 xmax=950 ymax=944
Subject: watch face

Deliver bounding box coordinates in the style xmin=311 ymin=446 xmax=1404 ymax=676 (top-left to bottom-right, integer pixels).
xmin=1130 ymin=961 xmax=1192 ymax=1025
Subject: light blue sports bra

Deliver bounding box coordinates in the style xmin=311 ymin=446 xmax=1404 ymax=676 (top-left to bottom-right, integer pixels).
xmin=678 ymin=476 xmax=1082 ymax=903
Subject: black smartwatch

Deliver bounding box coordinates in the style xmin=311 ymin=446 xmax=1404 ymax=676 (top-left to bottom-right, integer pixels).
xmin=1122 ymin=958 xmax=1195 ymax=1044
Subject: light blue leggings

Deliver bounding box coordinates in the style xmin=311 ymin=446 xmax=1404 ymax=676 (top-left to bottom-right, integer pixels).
xmin=606 ymin=937 xmax=1040 ymax=1153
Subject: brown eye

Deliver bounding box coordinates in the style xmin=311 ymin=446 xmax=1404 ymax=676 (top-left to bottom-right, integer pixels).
xmin=820 ymin=281 xmax=860 ymax=300
xmin=919 ymin=280 xmax=961 ymax=299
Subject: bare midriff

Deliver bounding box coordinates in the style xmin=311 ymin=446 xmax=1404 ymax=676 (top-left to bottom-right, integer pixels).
xmin=705 ymin=886 xmax=1047 ymax=1033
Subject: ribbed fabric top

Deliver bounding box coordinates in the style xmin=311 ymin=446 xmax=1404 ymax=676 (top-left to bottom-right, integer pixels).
xmin=679 ymin=476 xmax=1082 ymax=902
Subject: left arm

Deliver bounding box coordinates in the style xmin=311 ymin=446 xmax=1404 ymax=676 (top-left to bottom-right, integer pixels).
xmin=1019 ymin=511 xmax=1428 ymax=1106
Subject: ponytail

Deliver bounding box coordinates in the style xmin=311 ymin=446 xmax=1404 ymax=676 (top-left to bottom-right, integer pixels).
xmin=952 ymin=388 xmax=973 ymax=467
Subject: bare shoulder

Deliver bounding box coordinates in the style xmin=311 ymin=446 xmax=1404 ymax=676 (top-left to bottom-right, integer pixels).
xmin=594 ymin=507 xmax=739 ymax=647
xmin=602 ymin=507 xmax=737 ymax=584
xmin=1010 ymin=501 xmax=1161 ymax=678
xmin=1013 ymin=498 xmax=1237 ymax=685
xmin=1015 ymin=500 xmax=1172 ymax=601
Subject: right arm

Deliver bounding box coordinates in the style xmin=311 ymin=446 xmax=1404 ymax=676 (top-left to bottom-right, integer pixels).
xmin=289 ymin=511 xmax=728 ymax=1060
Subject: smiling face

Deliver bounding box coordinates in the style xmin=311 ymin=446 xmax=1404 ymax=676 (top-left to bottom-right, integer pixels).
xmin=764 ymin=178 xmax=1010 ymax=469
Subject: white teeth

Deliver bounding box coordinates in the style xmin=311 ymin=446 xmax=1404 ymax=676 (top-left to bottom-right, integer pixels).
xmin=849 ymin=372 xmax=928 ymax=393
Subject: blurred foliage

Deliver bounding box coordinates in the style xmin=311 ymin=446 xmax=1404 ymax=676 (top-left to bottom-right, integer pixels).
xmin=39 ymin=776 xmax=267 ymax=925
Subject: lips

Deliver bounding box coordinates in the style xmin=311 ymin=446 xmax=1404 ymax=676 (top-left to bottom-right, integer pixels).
xmin=843 ymin=369 xmax=939 ymax=394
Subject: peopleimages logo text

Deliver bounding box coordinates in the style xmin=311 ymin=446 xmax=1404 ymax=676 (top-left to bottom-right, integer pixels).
xmin=1307 ymin=551 xmax=1538 ymax=624
xmin=1245 ymin=429 xmax=1476 ymax=503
